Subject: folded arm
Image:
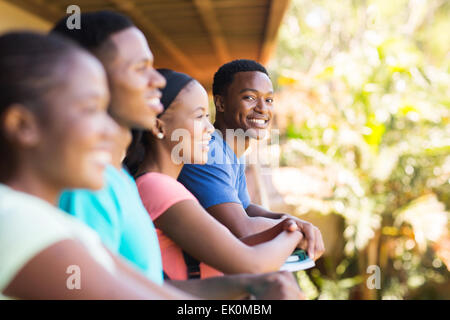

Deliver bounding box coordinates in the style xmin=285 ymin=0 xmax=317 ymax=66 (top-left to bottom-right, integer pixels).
xmin=167 ymin=271 xmax=305 ymax=300
xmin=3 ymin=239 xmax=192 ymax=300
xmin=154 ymin=200 xmax=302 ymax=274
xmin=246 ymin=204 xmax=326 ymax=260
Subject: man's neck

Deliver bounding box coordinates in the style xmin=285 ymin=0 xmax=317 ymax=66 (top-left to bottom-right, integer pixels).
xmin=112 ymin=122 xmax=132 ymax=170
xmin=214 ymin=120 xmax=250 ymax=158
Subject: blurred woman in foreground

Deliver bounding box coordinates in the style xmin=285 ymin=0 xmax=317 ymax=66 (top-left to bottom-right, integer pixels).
xmin=0 ymin=32 xmax=190 ymax=299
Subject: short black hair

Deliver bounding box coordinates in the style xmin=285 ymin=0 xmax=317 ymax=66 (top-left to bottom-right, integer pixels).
xmin=212 ymin=59 xmax=269 ymax=97
xmin=51 ymin=10 xmax=134 ymax=58
xmin=0 ymin=31 xmax=82 ymax=181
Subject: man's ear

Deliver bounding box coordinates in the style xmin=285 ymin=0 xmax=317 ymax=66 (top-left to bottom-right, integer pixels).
xmin=214 ymin=95 xmax=225 ymax=113
xmin=2 ymin=105 xmax=41 ymax=147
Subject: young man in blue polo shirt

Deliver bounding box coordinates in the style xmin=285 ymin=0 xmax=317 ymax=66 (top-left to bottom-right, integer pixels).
xmin=178 ymin=59 xmax=325 ymax=261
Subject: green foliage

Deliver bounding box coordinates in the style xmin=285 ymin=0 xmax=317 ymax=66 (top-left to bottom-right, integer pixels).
xmin=271 ymin=0 xmax=450 ymax=299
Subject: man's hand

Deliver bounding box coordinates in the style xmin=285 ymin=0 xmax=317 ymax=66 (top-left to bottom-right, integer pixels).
xmin=281 ymin=218 xmax=300 ymax=232
xmin=245 ymin=271 xmax=306 ymax=300
xmin=245 ymin=204 xmax=325 ymax=260
xmin=280 ymin=215 xmax=325 ymax=261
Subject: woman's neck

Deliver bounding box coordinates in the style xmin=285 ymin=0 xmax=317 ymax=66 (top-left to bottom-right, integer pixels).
xmin=138 ymin=142 xmax=183 ymax=180
xmin=7 ymin=166 xmax=61 ymax=205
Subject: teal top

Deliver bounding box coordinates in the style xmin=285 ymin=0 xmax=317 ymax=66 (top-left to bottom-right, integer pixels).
xmin=59 ymin=165 xmax=163 ymax=285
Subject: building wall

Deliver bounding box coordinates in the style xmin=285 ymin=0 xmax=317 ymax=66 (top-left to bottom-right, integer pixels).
xmin=0 ymin=0 xmax=51 ymax=34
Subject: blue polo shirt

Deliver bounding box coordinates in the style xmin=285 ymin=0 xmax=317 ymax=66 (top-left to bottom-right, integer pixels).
xmin=178 ymin=130 xmax=251 ymax=210
xmin=58 ymin=165 xmax=164 ymax=285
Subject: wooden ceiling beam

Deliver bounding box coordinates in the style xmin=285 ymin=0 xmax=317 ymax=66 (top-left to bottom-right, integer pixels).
xmin=259 ymin=0 xmax=291 ymax=65
xmin=193 ymin=0 xmax=231 ymax=64
xmin=2 ymin=0 xmax=64 ymax=23
xmin=109 ymin=0 xmax=203 ymax=79
xmin=213 ymin=0 xmax=266 ymax=8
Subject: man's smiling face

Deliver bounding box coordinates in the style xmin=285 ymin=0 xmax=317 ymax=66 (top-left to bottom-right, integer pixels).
xmin=218 ymin=71 xmax=274 ymax=140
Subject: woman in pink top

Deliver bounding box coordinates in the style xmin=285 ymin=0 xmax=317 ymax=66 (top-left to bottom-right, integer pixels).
xmin=125 ymin=69 xmax=303 ymax=280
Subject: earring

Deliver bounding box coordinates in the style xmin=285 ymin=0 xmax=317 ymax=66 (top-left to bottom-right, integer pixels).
xmin=156 ymin=132 xmax=164 ymax=139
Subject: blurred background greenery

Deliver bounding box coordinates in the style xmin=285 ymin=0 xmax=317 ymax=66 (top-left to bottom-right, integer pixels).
xmin=265 ymin=0 xmax=449 ymax=300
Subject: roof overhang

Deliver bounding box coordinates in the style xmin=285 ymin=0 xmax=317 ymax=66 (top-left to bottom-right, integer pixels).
xmin=3 ymin=0 xmax=290 ymax=90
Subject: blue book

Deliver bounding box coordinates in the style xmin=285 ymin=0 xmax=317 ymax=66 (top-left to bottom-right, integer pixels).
xmin=280 ymin=249 xmax=315 ymax=271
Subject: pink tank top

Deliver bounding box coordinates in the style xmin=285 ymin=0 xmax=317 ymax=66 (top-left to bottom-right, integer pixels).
xmin=136 ymin=172 xmax=223 ymax=280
